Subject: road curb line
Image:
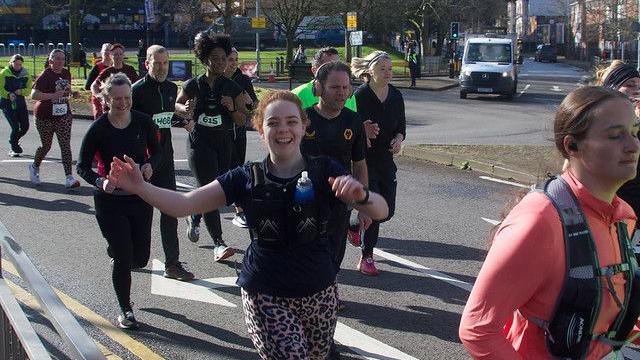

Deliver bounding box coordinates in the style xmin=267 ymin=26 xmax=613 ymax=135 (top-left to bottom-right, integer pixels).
xmin=400 ymin=145 xmax=538 ymax=185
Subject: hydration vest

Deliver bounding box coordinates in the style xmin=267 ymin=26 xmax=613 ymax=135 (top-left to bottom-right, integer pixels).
xmin=245 ymin=157 xmax=331 ymax=250
xmin=529 ymin=176 xmax=640 ymax=359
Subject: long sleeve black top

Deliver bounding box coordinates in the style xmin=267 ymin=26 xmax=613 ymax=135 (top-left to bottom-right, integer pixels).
xmin=354 ymin=83 xmax=406 ymax=158
xmin=77 ymin=110 xmax=161 ymax=187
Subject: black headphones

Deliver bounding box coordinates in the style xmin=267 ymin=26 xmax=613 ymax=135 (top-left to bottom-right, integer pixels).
xmin=568 ymin=142 xmax=578 ymax=151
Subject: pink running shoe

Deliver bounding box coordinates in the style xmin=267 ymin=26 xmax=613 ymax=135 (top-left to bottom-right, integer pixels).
xmin=358 ymin=255 xmax=379 ymax=276
xmin=346 ymin=225 xmax=361 ymax=247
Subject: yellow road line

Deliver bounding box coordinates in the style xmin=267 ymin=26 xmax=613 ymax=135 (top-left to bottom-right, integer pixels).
xmin=5 ymin=279 xmax=122 ymax=360
xmin=2 ymin=261 xmax=165 ymax=360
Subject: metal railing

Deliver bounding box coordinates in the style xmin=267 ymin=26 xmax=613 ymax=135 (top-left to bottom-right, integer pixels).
xmin=0 ymin=221 xmax=106 ymax=360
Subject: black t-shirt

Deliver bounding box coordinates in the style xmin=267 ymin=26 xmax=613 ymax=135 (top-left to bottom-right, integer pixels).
xmin=217 ymin=156 xmax=347 ymax=297
xmin=301 ymin=106 xmax=366 ymax=173
xmin=182 ymin=75 xmax=242 ymax=138
xmin=231 ymin=68 xmax=258 ymax=105
xmin=354 ymin=83 xmax=406 ymax=158
xmin=77 ymin=110 xmax=161 ymax=188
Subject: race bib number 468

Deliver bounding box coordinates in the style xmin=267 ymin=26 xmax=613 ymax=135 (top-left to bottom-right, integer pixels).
xmin=153 ymin=112 xmax=174 ymax=129
xmin=197 ymin=113 xmax=222 ymax=128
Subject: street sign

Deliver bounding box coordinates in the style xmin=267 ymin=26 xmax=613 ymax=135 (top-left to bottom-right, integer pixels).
xmin=347 ymin=12 xmax=357 ymax=31
xmin=350 ymin=31 xmax=363 ymax=46
xmin=251 ymin=16 xmax=266 ymax=29
xmin=144 ymin=0 xmax=156 ymax=23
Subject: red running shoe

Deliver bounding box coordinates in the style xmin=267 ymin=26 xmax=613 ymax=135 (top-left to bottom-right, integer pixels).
xmin=357 ymin=255 xmax=379 ymax=276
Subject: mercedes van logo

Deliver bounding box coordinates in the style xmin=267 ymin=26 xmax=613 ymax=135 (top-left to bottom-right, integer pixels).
xmin=482 ymin=73 xmax=488 ymax=79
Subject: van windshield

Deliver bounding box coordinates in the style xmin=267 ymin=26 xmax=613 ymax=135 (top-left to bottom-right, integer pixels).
xmin=465 ymin=43 xmax=511 ymax=63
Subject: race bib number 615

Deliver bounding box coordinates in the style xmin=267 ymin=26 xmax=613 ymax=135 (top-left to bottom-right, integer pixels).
xmin=197 ymin=113 xmax=222 ymax=128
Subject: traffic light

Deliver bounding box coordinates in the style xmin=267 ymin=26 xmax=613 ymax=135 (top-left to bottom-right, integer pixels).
xmin=450 ymin=22 xmax=459 ymax=40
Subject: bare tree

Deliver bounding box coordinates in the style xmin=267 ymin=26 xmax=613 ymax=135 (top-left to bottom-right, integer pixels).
xmin=263 ymin=0 xmax=318 ymax=64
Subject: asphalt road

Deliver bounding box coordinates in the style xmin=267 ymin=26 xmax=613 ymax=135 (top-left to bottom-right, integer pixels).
xmin=4 ymin=59 xmax=636 ymax=360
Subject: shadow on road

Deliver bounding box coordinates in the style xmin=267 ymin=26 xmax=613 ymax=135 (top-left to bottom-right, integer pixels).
xmin=338 ymin=268 xmax=468 ymax=307
xmin=378 ymin=237 xmax=486 ymax=262
xmin=138 ymin=307 xmax=257 ymax=357
xmin=0 ymin=179 xmax=95 ymax=215
xmin=339 ymin=298 xmax=463 ymax=343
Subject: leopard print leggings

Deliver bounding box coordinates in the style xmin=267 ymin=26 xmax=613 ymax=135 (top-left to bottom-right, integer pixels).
xmin=241 ymin=283 xmax=338 ymax=360
xmin=33 ymin=115 xmax=73 ymax=175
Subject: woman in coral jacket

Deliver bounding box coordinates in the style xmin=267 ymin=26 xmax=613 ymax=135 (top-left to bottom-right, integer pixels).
xmin=459 ymin=86 xmax=640 ymax=359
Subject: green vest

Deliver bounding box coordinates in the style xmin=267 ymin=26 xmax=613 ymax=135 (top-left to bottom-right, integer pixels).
xmin=292 ymin=81 xmax=358 ymax=111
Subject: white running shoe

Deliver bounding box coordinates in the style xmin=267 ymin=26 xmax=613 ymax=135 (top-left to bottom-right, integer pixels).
xmin=186 ymin=217 xmax=200 ymax=243
xmin=213 ymin=243 xmax=235 ymax=262
xmin=28 ymin=163 xmax=41 ymax=185
xmin=231 ymin=213 xmax=248 ymax=228
xmin=65 ymin=175 xmax=80 ymax=189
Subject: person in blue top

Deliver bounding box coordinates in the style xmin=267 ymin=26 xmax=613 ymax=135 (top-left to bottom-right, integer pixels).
xmin=107 ymin=90 xmax=388 ymax=359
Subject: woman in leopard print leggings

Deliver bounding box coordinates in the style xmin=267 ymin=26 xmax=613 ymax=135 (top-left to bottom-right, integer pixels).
xmin=29 ymin=49 xmax=80 ymax=188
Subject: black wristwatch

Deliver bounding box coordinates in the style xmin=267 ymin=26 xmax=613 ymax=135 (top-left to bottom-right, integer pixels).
xmin=355 ymin=187 xmax=370 ymax=205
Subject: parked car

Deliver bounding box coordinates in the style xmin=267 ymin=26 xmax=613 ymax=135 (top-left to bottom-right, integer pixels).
xmin=534 ymin=44 xmax=557 ymax=62
xmin=315 ymin=28 xmax=345 ymax=46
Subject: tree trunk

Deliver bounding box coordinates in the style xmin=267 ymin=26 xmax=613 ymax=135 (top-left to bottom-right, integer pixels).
xmin=435 ymin=25 xmax=445 ymax=56
xmin=286 ymin=35 xmax=295 ymax=64
xmin=69 ymin=0 xmax=81 ymax=62
xmin=224 ymin=0 xmax=233 ymax=33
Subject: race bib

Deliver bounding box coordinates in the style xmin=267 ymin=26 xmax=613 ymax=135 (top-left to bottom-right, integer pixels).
xmin=153 ymin=112 xmax=174 ymax=129
xmin=197 ymin=113 xmax=222 ymax=128
xmin=52 ymin=103 xmax=68 ymax=116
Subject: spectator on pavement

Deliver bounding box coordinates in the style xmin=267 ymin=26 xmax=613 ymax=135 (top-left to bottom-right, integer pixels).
xmin=0 ymin=54 xmax=31 ymax=157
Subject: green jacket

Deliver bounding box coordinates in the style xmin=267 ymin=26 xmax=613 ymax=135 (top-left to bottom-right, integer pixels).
xmin=0 ymin=65 xmax=31 ymax=101
xmin=292 ymin=80 xmax=358 ymax=111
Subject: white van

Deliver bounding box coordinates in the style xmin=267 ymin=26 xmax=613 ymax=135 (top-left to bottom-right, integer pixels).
xmin=459 ymin=37 xmax=519 ymax=100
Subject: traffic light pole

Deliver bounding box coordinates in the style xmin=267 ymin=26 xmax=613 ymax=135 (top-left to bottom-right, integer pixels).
xmin=256 ymin=0 xmax=261 ymax=79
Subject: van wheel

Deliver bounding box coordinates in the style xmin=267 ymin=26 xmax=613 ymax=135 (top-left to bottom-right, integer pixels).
xmin=460 ymin=91 xmax=467 ymax=99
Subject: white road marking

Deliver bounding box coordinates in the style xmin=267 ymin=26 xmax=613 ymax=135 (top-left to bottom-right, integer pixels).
xmin=151 ymin=259 xmax=420 ymax=359
xmin=150 ymin=259 xmax=237 ymax=307
xmin=373 ymin=248 xmax=472 ymax=292
xmin=481 ymin=217 xmax=501 ymax=226
xmin=479 ymin=175 xmax=530 ymax=189
xmin=1 ymin=159 xmax=59 ymax=163
xmin=517 ymin=84 xmax=530 ymax=98
xmin=175 ymin=181 xmax=195 ymax=189
xmin=334 ymin=322 xmax=419 ymax=360
xmin=551 ymin=86 xmax=562 ymax=92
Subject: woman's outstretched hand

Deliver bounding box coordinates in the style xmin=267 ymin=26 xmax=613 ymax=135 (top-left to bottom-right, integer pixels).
xmin=108 ymin=155 xmax=144 ymax=193
xmin=328 ymin=175 xmax=367 ymax=204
